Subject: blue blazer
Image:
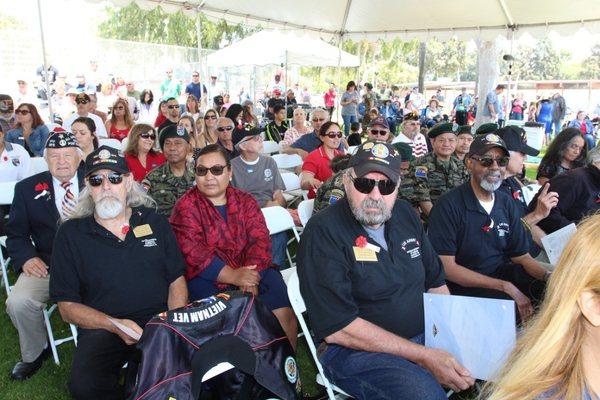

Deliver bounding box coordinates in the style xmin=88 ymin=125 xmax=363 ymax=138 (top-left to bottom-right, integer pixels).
xmin=6 ymin=166 xmax=84 ymax=274
xmin=5 ymin=125 xmax=50 ymax=157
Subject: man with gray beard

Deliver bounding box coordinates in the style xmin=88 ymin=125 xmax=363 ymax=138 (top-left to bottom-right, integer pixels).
xmin=297 ymin=141 xmax=474 ymax=399
xmin=428 ymin=134 xmax=548 ymax=322
xmin=49 ymin=145 xmax=188 ymax=399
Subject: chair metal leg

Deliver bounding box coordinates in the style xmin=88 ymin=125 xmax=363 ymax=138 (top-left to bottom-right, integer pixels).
xmin=70 ymin=324 xmax=78 ymax=346
xmin=43 ymin=305 xmax=60 ymax=365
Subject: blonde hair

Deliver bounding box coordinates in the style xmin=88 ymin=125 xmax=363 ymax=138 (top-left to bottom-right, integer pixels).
xmin=109 ymin=98 xmax=134 ymax=128
xmin=483 ymin=213 xmax=600 ymax=400
xmin=124 ymin=123 xmax=156 ymax=157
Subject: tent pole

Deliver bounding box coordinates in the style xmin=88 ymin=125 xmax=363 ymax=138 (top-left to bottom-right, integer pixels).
xmin=336 ymin=34 xmax=343 ymax=124
xmin=285 ymin=50 xmax=288 ymax=112
xmin=195 ymin=11 xmax=206 ymax=109
xmin=505 ymin=27 xmax=515 ymax=123
xmin=36 ymin=0 xmax=53 ymax=122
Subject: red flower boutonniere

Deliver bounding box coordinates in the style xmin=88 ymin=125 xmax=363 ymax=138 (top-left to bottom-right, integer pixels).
xmin=34 ymin=182 xmax=49 ymax=192
xmin=482 ymin=225 xmax=491 ymax=233
xmin=3 ymin=156 xmax=7 ymax=162
xmin=512 ymin=191 xmax=521 ymax=200
xmin=355 ymin=235 xmax=368 ymax=248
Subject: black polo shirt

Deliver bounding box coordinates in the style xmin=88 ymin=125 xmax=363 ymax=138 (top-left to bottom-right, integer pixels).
xmin=297 ymin=198 xmax=445 ymax=343
xmin=50 ymin=206 xmax=185 ymax=326
xmin=428 ymin=182 xmax=529 ymax=276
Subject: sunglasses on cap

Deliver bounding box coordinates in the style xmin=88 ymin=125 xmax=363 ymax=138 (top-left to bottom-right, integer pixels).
xmin=167 ymin=105 xmax=179 ymax=110
xmin=350 ymin=176 xmax=397 ymax=195
xmin=320 ymin=131 xmax=343 ymax=139
xmin=470 ymin=155 xmax=510 ymax=167
xmin=204 ymin=115 xmax=217 ymax=120
xmin=140 ymin=132 xmax=156 ymax=140
xmin=370 ymin=129 xmax=388 ymax=136
xmin=217 ymin=126 xmax=234 ymax=132
xmin=195 ymin=164 xmax=229 ymax=176
xmin=15 ymin=109 xmax=31 ymax=115
xmin=88 ymin=172 xmax=124 ymax=187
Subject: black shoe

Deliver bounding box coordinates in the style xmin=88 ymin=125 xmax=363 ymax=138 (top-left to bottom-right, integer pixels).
xmin=9 ymin=346 xmax=52 ymax=381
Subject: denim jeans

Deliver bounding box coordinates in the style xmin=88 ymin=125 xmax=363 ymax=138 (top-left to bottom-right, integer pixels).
xmin=584 ymin=133 xmax=597 ymax=150
xmin=270 ymin=231 xmax=288 ymax=269
xmin=319 ymin=334 xmax=447 ymax=400
xmin=553 ymin=120 xmax=563 ymax=135
xmin=342 ymin=114 xmax=358 ymax=136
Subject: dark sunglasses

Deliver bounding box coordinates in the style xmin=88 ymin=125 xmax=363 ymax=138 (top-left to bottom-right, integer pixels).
xmin=321 ymin=131 xmax=343 ymax=139
xmin=114 ymin=106 xmax=125 ymax=110
xmin=217 ymin=126 xmax=234 ymax=132
xmin=370 ymin=129 xmax=388 ymax=136
xmin=312 ymin=118 xmax=326 ymax=122
xmin=192 ymin=74 xmax=199 ymax=77
xmin=471 ymin=155 xmax=510 ymax=167
xmin=140 ymin=132 xmax=156 ymax=140
xmin=15 ymin=109 xmax=31 ymax=115
xmin=350 ymin=176 xmax=397 ymax=195
xmin=88 ymin=173 xmax=124 ymax=187
xmin=76 ymin=99 xmax=89 ymax=105
xmin=195 ymin=165 xmax=229 ymax=176
xmin=204 ymin=115 xmax=217 ymax=120
xmin=167 ymin=105 xmax=179 ymax=110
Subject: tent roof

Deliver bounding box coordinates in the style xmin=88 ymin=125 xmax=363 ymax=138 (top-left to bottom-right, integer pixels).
xmin=205 ymin=30 xmax=360 ymax=67
xmin=92 ymin=0 xmax=600 ymax=41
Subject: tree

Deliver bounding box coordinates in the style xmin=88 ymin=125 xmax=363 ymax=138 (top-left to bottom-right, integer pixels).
xmin=579 ymin=44 xmax=600 ymax=79
xmin=510 ymin=39 xmax=567 ymax=80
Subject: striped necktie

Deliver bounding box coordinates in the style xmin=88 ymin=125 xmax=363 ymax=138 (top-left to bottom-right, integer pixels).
xmin=61 ymin=181 xmax=77 ymax=218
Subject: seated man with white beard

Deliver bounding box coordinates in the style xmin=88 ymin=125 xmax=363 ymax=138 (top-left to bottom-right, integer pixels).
xmin=428 ymin=134 xmax=548 ymax=322
xmin=49 ymin=146 xmax=188 ymax=400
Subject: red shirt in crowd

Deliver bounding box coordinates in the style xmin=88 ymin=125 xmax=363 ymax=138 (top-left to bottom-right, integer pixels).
xmin=125 ymin=151 xmax=166 ymax=181
xmin=324 ymin=89 xmax=336 ymax=108
xmin=154 ymin=113 xmax=167 ymax=128
xmin=302 ymin=146 xmax=343 ymax=198
xmin=109 ymin=125 xmax=131 ymax=141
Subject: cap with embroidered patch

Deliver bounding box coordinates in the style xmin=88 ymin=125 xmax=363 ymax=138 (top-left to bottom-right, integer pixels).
xmin=428 ymin=122 xmax=458 ymax=139
xmin=158 ymin=124 xmax=190 ymax=149
xmin=232 ymin=123 xmax=261 ymax=147
xmin=368 ymin=115 xmax=389 ymax=129
xmin=467 ymin=133 xmax=510 ymax=158
xmin=84 ymin=145 xmax=129 ymax=176
xmin=495 ymin=125 xmax=539 ymax=157
xmin=348 ymin=141 xmax=401 ymax=183
xmin=45 ymin=128 xmax=78 ymax=149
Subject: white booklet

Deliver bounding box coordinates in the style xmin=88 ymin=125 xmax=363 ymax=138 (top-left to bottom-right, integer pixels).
xmin=108 ymin=318 xmax=142 ymax=341
xmin=521 ymin=183 xmax=541 ymax=206
xmin=541 ymin=223 xmax=577 ymax=266
xmin=424 ymin=293 xmax=516 ymax=381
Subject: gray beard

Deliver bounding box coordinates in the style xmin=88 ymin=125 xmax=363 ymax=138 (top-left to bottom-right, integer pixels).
xmin=349 ymin=197 xmax=392 ymax=227
xmin=95 ymin=196 xmax=124 ymax=219
xmin=479 ymin=172 xmax=502 ymax=193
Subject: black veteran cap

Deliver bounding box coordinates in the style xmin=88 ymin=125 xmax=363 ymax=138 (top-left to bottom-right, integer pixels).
xmin=467 ymin=133 xmax=510 ymax=158
xmin=495 ymin=125 xmax=539 ymax=157
xmin=368 ymin=115 xmax=389 ymax=129
xmin=457 ymin=125 xmax=473 ymax=136
xmin=85 ymin=145 xmax=130 ymax=176
xmin=45 ymin=127 xmax=78 ymax=148
xmin=428 ymin=122 xmax=458 ymax=139
xmin=232 ymin=123 xmax=261 ymax=147
xmin=159 ymin=124 xmax=190 ymax=149
xmin=392 ymin=142 xmax=414 ymax=162
xmin=348 ymin=141 xmax=401 ymax=183
xmin=475 ymin=122 xmax=499 ymax=135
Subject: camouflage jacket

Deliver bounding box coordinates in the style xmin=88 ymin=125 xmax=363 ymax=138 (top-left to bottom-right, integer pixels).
xmin=314 ymin=170 xmax=345 ymax=213
xmin=402 ymin=153 xmax=469 ymax=205
xmin=143 ymin=162 xmax=196 ymax=216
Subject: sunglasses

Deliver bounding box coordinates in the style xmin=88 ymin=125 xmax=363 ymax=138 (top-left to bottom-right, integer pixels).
xmin=114 ymin=106 xmax=125 ymax=110
xmin=15 ymin=109 xmax=31 ymax=115
xmin=370 ymin=129 xmax=388 ymax=136
xmin=312 ymin=118 xmax=326 ymax=122
xmin=321 ymin=131 xmax=343 ymax=139
xmin=204 ymin=115 xmax=217 ymax=120
xmin=88 ymin=173 xmax=124 ymax=187
xmin=217 ymin=126 xmax=234 ymax=132
xmin=350 ymin=176 xmax=397 ymax=195
xmin=76 ymin=99 xmax=89 ymax=105
xmin=167 ymin=105 xmax=179 ymax=110
xmin=195 ymin=164 xmax=229 ymax=176
xmin=470 ymin=155 xmax=510 ymax=167
xmin=140 ymin=132 xmax=156 ymax=140
xmin=192 ymin=74 xmax=199 ymax=77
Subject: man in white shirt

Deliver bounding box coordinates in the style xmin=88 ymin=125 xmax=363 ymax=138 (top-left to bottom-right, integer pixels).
xmin=62 ymin=93 xmax=108 ymax=138
xmin=0 ymin=130 xmax=30 ymax=182
xmin=392 ymin=114 xmax=429 ymax=158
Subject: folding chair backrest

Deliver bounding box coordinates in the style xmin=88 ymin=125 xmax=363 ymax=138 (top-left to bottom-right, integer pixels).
xmin=272 ymin=154 xmax=303 ymax=170
xmin=281 ymin=172 xmax=301 ymax=192
xmin=29 ymin=157 xmax=48 ymax=176
xmin=297 ymin=199 xmax=315 ymax=227
xmin=261 ymin=206 xmax=301 ymax=243
xmin=261 ymin=140 xmax=280 ymax=155
xmin=348 ymin=145 xmax=358 ymax=155
xmin=0 ymin=181 xmax=17 ymax=206
xmin=121 ymin=137 xmax=129 ymax=151
xmin=99 ymin=138 xmax=122 ymax=150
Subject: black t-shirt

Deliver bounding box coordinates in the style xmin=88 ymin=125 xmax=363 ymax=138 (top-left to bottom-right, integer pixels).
xmin=50 ymin=207 xmax=185 ymax=326
xmin=158 ymin=119 xmax=177 ymax=136
xmin=297 ymin=198 xmax=446 ymax=343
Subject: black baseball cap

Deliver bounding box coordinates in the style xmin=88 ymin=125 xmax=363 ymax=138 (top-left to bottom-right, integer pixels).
xmin=84 ymin=145 xmax=130 ymax=177
xmin=45 ymin=128 xmax=79 ymax=149
xmin=348 ymin=141 xmax=401 ymax=183
xmin=467 ymin=133 xmax=510 ymax=158
xmin=368 ymin=115 xmax=389 ymax=129
xmin=232 ymin=124 xmax=261 ymax=147
xmin=495 ymin=125 xmax=539 ymax=156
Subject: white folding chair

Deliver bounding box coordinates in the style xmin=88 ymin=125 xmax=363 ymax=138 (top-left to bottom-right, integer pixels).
xmin=297 ymin=199 xmax=315 ymax=228
xmin=121 ymin=137 xmax=129 ymax=151
xmin=280 ymin=172 xmax=307 ymax=203
xmin=261 ymin=206 xmax=301 ymax=268
xmin=261 ymin=140 xmax=280 ymax=155
xmin=272 ymin=153 xmax=303 ymax=171
xmin=99 ymin=138 xmax=122 ymax=150
xmin=29 ymin=158 xmax=48 ymax=176
xmin=0 ymin=182 xmax=16 ymax=294
xmin=347 ymin=145 xmax=358 ymax=155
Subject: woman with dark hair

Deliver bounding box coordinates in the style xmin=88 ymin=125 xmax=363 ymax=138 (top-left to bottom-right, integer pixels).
xmin=170 ymin=144 xmax=298 ymax=348
xmin=153 ymin=100 xmax=168 ymax=128
xmin=300 ymin=121 xmax=345 ymax=198
xmin=340 ymin=80 xmax=360 ymax=136
xmin=71 ymin=116 xmax=98 ymax=159
xmin=6 ymin=103 xmax=49 ymax=157
xmin=124 ymin=123 xmax=166 ymax=181
xmin=138 ymin=89 xmax=156 ymax=124
xmin=224 ymin=103 xmax=243 ymax=127
xmin=105 ymin=98 xmax=134 ymax=141
xmin=536 ymin=128 xmax=587 ymax=185
xmin=184 ymin=94 xmax=200 ymax=121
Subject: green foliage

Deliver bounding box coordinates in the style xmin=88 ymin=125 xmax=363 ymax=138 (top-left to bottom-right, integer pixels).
xmin=0 ymin=12 xmax=22 ymax=30
xmin=510 ymin=39 xmax=568 ymax=80
xmin=424 ymin=39 xmax=475 ymax=81
xmin=579 ymin=44 xmax=600 ymax=79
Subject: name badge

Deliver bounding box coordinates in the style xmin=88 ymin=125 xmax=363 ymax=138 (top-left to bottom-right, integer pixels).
xmin=353 ymin=246 xmax=378 ymax=262
xmin=133 ymin=224 xmax=153 ymax=238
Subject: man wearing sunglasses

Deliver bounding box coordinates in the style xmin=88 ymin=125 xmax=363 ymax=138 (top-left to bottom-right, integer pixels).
xmin=298 ymin=141 xmax=474 ymax=398
xmin=428 ymin=134 xmax=548 ymax=322
xmin=5 ymin=129 xmax=85 ymax=380
xmin=49 ymin=146 xmax=188 ymax=399
xmin=366 ymin=115 xmax=391 ymax=142
xmin=62 ymin=93 xmax=108 ymax=138
xmin=392 ymin=113 xmax=428 ymax=159
xmin=157 ymin=97 xmax=181 ymax=134
xmin=215 ymin=117 xmax=239 ymax=159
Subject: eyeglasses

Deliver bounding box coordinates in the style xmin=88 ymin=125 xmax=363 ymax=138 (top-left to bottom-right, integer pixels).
xmin=15 ymin=109 xmax=31 ymax=115
xmin=321 ymin=131 xmax=343 ymax=139
xmin=195 ymin=165 xmax=229 ymax=176
xmin=192 ymin=74 xmax=199 ymax=77
xmin=470 ymin=155 xmax=510 ymax=167
xmin=350 ymin=176 xmax=397 ymax=195
xmin=140 ymin=132 xmax=156 ymax=140
xmin=114 ymin=106 xmax=125 ymax=111
xmin=312 ymin=118 xmax=326 ymax=122
xmin=88 ymin=173 xmax=124 ymax=187
xmin=204 ymin=115 xmax=217 ymax=120
xmin=167 ymin=105 xmax=179 ymax=110
xmin=370 ymin=129 xmax=388 ymax=136
xmin=217 ymin=126 xmax=234 ymax=132
xmin=76 ymin=99 xmax=89 ymax=105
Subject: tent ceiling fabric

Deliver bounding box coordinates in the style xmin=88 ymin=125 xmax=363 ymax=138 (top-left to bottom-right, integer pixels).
xmin=205 ymin=30 xmax=360 ymax=67
xmin=89 ymin=0 xmax=600 ymax=41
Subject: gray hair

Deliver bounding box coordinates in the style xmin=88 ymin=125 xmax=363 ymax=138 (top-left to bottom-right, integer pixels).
xmin=587 ymin=146 xmax=600 ymax=165
xmin=309 ymin=107 xmax=328 ymax=121
xmin=217 ymin=117 xmax=234 ymax=127
xmin=67 ymin=180 xmax=156 ymax=221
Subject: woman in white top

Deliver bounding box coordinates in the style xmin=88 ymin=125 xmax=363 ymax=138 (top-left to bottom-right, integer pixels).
xmin=0 ymin=128 xmax=30 ymax=182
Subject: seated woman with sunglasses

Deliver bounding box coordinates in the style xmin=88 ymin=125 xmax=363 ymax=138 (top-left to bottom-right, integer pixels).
xmin=105 ymin=98 xmax=134 ymax=141
xmin=169 ymin=144 xmax=298 ymax=348
xmin=301 ymin=121 xmax=345 ymax=199
xmin=5 ymin=103 xmax=49 ymax=157
xmin=123 ymin=124 xmax=165 ymax=182
xmin=193 ymin=109 xmax=219 ymax=149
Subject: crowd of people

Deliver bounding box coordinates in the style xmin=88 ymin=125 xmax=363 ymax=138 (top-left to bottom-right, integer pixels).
xmin=0 ymin=67 xmax=599 ymax=400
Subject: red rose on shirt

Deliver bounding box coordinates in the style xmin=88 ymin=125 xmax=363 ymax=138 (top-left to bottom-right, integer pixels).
xmin=34 ymin=182 xmax=49 ymax=192
xmin=355 ymin=235 xmax=368 ymax=248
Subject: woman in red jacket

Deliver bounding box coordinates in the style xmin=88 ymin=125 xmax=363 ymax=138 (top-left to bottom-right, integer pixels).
xmin=123 ymin=124 xmax=165 ymax=181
